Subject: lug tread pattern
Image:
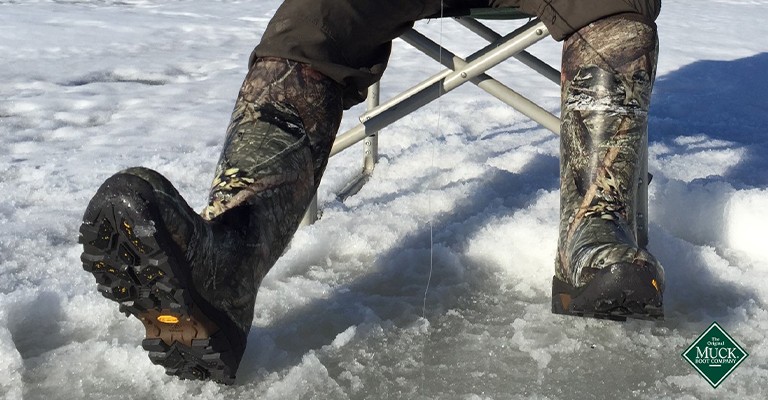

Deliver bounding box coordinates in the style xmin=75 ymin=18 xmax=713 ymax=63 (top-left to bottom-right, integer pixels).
xmin=551 ymin=268 xmax=664 ymax=322
xmin=79 ymin=202 xmax=237 ymax=384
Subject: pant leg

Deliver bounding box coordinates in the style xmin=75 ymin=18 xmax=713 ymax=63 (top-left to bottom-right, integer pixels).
xmin=253 ymin=0 xmax=444 ymax=108
xmin=492 ymin=0 xmax=662 ymax=40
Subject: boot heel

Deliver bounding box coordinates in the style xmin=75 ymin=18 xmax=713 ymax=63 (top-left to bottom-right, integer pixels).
xmin=551 ymin=264 xmax=664 ymax=322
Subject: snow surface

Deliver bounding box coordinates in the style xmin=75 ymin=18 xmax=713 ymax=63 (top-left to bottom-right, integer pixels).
xmin=1 ymin=0 xmax=768 ymax=399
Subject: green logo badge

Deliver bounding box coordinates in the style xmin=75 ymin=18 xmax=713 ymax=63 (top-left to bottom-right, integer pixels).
xmin=682 ymin=321 xmax=748 ymax=388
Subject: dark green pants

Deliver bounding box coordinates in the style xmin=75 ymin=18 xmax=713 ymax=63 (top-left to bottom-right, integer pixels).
xmin=254 ymin=0 xmax=661 ymax=108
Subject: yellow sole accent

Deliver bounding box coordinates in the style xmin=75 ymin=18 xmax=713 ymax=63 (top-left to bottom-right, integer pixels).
xmin=157 ymin=315 xmax=179 ymax=324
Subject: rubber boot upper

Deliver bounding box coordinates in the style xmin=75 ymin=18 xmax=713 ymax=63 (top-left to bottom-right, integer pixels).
xmin=553 ymin=15 xmax=665 ymax=319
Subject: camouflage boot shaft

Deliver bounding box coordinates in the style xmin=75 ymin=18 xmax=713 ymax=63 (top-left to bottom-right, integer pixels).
xmin=552 ymin=16 xmax=664 ymax=320
xmin=200 ymin=57 xmax=343 ymax=324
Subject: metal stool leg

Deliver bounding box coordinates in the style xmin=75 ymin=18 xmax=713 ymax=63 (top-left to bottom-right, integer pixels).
xmin=302 ymin=82 xmax=381 ymax=226
xmin=363 ymin=82 xmax=380 ymax=174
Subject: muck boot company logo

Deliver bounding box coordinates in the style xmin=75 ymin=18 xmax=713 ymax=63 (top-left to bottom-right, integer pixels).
xmin=682 ymin=322 xmax=748 ymax=388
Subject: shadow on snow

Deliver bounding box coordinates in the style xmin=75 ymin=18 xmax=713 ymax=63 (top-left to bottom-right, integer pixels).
xmin=650 ymin=52 xmax=768 ymax=188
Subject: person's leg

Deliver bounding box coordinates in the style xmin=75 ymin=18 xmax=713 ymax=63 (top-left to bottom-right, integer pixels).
xmin=79 ymin=61 xmax=339 ymax=382
xmin=552 ymin=13 xmax=664 ymax=320
xmin=80 ymin=0 xmax=447 ymax=383
xmin=491 ymin=1 xmax=664 ymax=319
xmin=537 ymin=0 xmax=664 ymax=320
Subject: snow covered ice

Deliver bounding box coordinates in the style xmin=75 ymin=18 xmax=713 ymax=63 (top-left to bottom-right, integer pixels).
xmin=1 ymin=0 xmax=767 ymax=398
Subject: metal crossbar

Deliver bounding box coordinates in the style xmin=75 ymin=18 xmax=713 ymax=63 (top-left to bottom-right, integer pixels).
xmin=398 ymin=26 xmax=560 ymax=133
xmin=331 ymin=19 xmax=557 ymax=157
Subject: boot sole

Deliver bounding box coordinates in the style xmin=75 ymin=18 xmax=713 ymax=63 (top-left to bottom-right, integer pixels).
xmin=551 ymin=264 xmax=664 ymax=322
xmin=79 ymin=179 xmax=239 ymax=384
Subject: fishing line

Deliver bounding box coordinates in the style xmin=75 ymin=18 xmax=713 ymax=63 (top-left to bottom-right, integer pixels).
xmin=422 ymin=1 xmax=444 ymax=320
xmin=418 ymin=2 xmax=445 ymax=394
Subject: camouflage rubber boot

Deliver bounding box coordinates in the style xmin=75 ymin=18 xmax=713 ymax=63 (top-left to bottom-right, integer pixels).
xmin=79 ymin=58 xmax=342 ymax=383
xmin=551 ymin=16 xmax=664 ymax=321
